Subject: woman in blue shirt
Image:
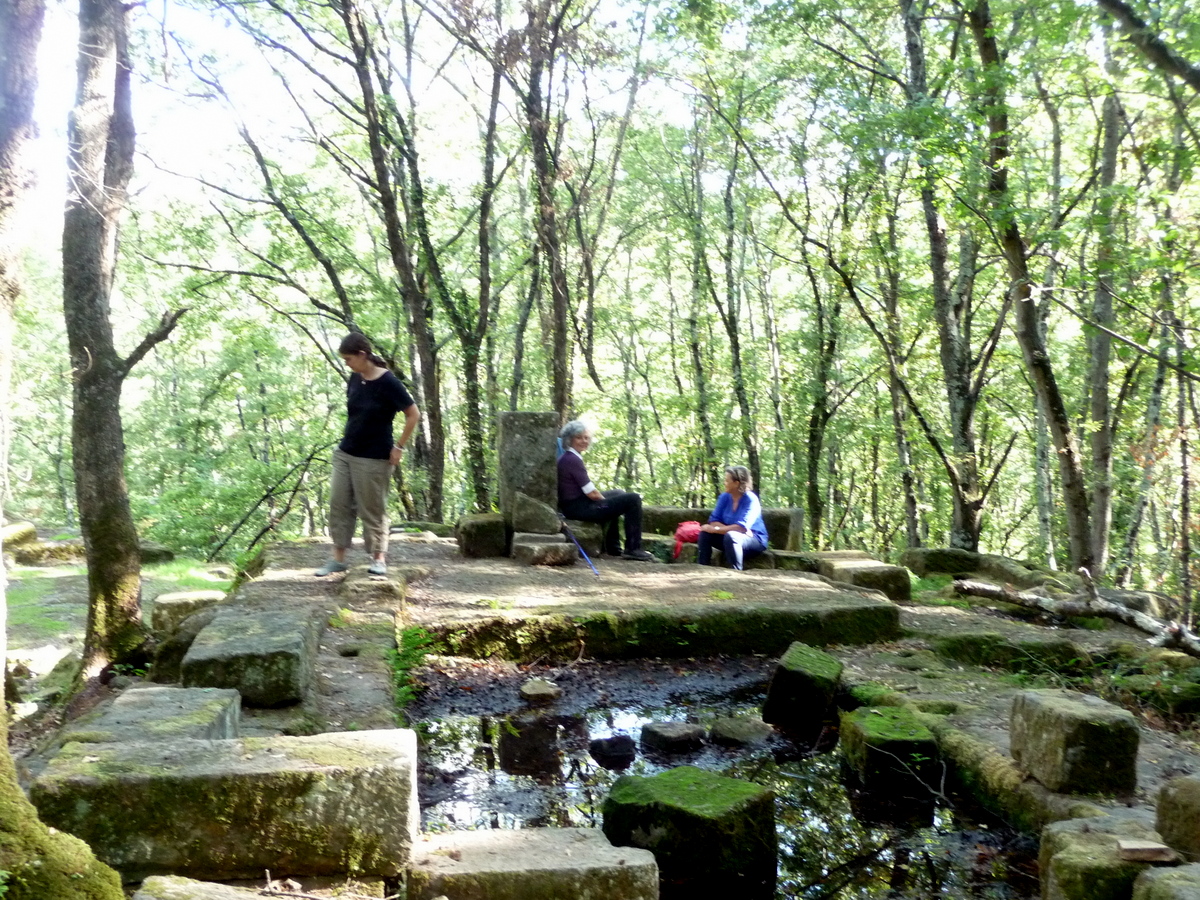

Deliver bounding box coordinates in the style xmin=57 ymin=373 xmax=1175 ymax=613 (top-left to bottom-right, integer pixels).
xmin=698 ymin=465 xmax=768 ymax=570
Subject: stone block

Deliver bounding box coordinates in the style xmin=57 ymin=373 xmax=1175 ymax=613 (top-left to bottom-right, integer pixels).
xmin=1010 ymin=689 xmax=1139 ymax=795
xmin=761 ymin=507 xmax=801 ymax=550
xmin=181 ymin=607 xmax=324 ymax=706
xmin=337 ymin=567 xmax=406 ymax=609
xmin=762 ymin=641 xmax=844 ymax=728
xmin=641 ymin=506 xmax=713 ymax=536
xmin=603 ymin=765 xmax=775 ymax=888
xmin=456 ymin=513 xmax=507 ymax=558
xmin=140 ymin=541 xmax=175 ymax=564
xmin=640 ymin=721 xmax=706 ymax=753
xmin=839 ymin=706 xmax=938 ymax=791
xmin=133 ymin=876 xmax=259 ymax=899
xmin=640 ymin=532 xmax=674 ymax=562
xmin=676 ymin=543 xmax=698 ymax=565
xmin=497 ymin=411 xmax=558 ymax=524
xmin=818 ymin=558 xmax=911 ymax=602
xmin=1135 ymin=864 xmax=1200 ymax=900
xmin=496 ymin=712 xmax=563 ymax=777
xmin=1041 ymin=813 xmax=1161 ymax=900
xmin=899 ymin=546 xmax=979 ymax=577
xmin=151 ymin=591 xmax=226 ymax=637
xmin=709 ymin=716 xmax=772 ymax=746
xmin=590 ymin=734 xmax=636 ymax=770
xmin=512 ymin=531 xmax=566 ymax=544
xmin=512 ymin=491 xmax=562 ymax=534
xmin=408 ymin=827 xmax=658 ymax=900
xmin=31 ymin=729 xmax=419 ymax=882
xmin=562 ymin=519 xmax=603 ymax=555
xmin=150 ymin=609 xmax=218 ymax=683
xmin=771 ymin=550 xmax=821 ymax=572
xmin=60 ymin=686 xmax=240 ymax=745
xmin=12 ymin=538 xmax=84 ymax=564
xmin=1158 ymin=775 xmax=1200 ymax=861
xmin=511 ymin=539 xmax=577 ymax=566
xmin=519 ymin=677 xmax=561 ymax=705
xmin=0 ymin=520 xmax=37 ymax=546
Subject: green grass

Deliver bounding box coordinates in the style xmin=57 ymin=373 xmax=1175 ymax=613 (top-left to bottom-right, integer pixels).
xmin=5 ymin=558 xmax=232 ymax=648
xmin=389 ymin=626 xmax=441 ymax=721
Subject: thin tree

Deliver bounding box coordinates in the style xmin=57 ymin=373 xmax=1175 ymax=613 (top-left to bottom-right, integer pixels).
xmin=0 ymin=1 xmax=124 ymax=894
xmin=63 ymin=0 xmax=185 ymax=676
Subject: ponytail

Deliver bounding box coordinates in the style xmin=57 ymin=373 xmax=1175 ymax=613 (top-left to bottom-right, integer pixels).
xmin=338 ymin=332 xmax=387 ymax=368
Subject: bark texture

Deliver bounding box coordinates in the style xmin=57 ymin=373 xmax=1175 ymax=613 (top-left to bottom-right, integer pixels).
xmin=63 ymin=0 xmax=145 ymax=674
xmin=1 ymin=2 xmax=124 ymax=895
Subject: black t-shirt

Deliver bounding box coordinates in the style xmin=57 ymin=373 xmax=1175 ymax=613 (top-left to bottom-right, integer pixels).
xmin=339 ymin=370 xmax=416 ymax=460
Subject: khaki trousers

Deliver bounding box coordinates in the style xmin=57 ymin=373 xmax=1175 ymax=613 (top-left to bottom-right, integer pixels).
xmin=329 ymin=447 xmax=393 ymax=557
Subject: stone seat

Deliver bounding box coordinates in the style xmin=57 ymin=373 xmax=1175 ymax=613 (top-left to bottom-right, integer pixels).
xmin=150 ymin=590 xmax=227 ymax=637
xmin=408 ymin=827 xmax=658 ymax=900
xmin=31 ymin=729 xmax=419 ymax=882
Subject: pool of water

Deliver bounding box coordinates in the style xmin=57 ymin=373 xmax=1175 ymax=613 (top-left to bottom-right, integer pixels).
xmin=412 ymin=661 xmax=1038 ymax=899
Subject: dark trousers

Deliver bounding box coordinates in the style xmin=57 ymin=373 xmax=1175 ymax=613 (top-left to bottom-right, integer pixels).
xmin=561 ymin=490 xmax=644 ymax=554
xmin=697 ymin=529 xmax=765 ymax=570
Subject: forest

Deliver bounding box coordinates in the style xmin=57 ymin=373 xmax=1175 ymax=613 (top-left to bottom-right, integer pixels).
xmin=4 ymin=0 xmax=1200 ymax=600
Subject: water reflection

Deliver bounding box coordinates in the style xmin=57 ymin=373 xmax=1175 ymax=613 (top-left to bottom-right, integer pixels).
xmin=417 ymin=703 xmax=1037 ymax=899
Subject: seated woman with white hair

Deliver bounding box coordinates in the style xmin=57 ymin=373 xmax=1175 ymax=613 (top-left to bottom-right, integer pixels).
xmin=556 ymin=420 xmax=655 ymax=561
xmin=697 ymin=465 xmax=768 ymax=571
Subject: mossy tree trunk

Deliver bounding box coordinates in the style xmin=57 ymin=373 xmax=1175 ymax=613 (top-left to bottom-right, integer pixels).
xmin=63 ymin=0 xmax=184 ymax=676
xmin=1 ymin=3 xmax=124 ymax=896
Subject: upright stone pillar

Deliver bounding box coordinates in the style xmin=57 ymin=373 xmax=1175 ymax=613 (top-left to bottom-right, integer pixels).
xmin=498 ymin=411 xmax=559 ymax=526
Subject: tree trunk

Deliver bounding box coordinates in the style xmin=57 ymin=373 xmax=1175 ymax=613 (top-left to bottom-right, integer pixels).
xmin=523 ymin=0 xmax=572 ymax=421
xmin=902 ymin=0 xmax=983 ymax=552
xmin=968 ymin=0 xmax=1093 ymax=571
xmin=1088 ymin=89 xmax=1121 ymax=572
xmin=1 ymin=3 xmax=124 ymax=895
xmin=64 ymin=0 xmax=145 ymax=674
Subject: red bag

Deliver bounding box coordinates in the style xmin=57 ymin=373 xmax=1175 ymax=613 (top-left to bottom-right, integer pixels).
xmin=673 ymin=521 xmax=702 ymax=559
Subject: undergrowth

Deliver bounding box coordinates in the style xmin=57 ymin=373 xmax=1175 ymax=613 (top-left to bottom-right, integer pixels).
xmin=389 ymin=626 xmax=441 ymax=723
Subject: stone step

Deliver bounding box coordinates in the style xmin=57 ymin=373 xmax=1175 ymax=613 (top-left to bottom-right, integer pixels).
xmin=762 ymin=641 xmax=843 ymax=729
xmin=817 ymin=557 xmax=911 ymax=602
xmin=60 ymin=685 xmax=240 ymax=745
xmin=31 ymin=729 xmax=419 ymax=882
xmin=1010 ymin=689 xmax=1139 ymax=795
xmin=181 ymin=607 xmax=325 ymax=706
xmin=408 ymin=827 xmax=658 ymax=900
xmin=151 ymin=591 xmax=227 ymax=637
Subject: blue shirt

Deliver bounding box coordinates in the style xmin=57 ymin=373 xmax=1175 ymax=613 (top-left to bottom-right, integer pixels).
xmin=709 ymin=491 xmax=768 ymax=546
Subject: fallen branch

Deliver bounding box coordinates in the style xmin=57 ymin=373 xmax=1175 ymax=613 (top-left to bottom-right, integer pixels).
xmin=951 ymin=579 xmax=1200 ymax=658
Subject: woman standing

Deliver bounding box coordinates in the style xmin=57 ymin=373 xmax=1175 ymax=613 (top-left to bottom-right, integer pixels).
xmin=697 ymin=465 xmax=768 ymax=571
xmin=315 ymin=333 xmax=420 ymax=577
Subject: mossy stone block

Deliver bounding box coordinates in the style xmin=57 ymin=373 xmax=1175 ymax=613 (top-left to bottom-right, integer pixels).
xmin=762 ymin=641 xmax=844 ymax=727
xmin=563 ymin=519 xmax=604 ymax=555
xmin=0 ymin=520 xmax=37 ymax=546
xmin=1158 ymin=775 xmax=1200 ymax=861
xmin=1134 ymin=863 xmax=1200 ymax=900
xmin=709 ymin=716 xmax=772 ymax=746
xmin=151 ymin=591 xmax=226 ymax=637
xmin=456 ymin=513 xmax=507 ymax=558
xmin=133 ymin=876 xmax=259 ymax=898
xmin=181 ymin=607 xmax=324 ymax=707
xmin=60 ymin=686 xmax=240 ymax=746
xmin=641 ymin=506 xmax=713 ymax=536
xmin=1010 ymin=689 xmax=1139 ymax=795
xmin=31 ymin=729 xmax=419 ymax=882
xmin=1041 ymin=814 xmax=1161 ymax=900
xmin=839 ymin=706 xmax=938 ymax=790
xmin=771 ymin=550 xmax=821 ymax=572
xmin=139 ymin=541 xmax=175 ymax=564
xmin=512 ymin=491 xmax=562 ymax=534
xmin=512 ymin=539 xmax=577 ymax=566
xmin=818 ymin=558 xmax=911 ymax=602
xmin=497 ymin=411 xmax=558 ymax=522
xmin=899 ymin=547 xmax=980 ymax=577
xmin=409 ymin=827 xmax=658 ymax=900
xmin=602 ymin=765 xmax=775 ymax=887
xmin=337 ymin=566 xmax=407 ymax=610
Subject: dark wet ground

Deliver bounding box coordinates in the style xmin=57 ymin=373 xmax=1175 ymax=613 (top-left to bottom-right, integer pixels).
xmin=408 ymin=656 xmax=1040 ymax=899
